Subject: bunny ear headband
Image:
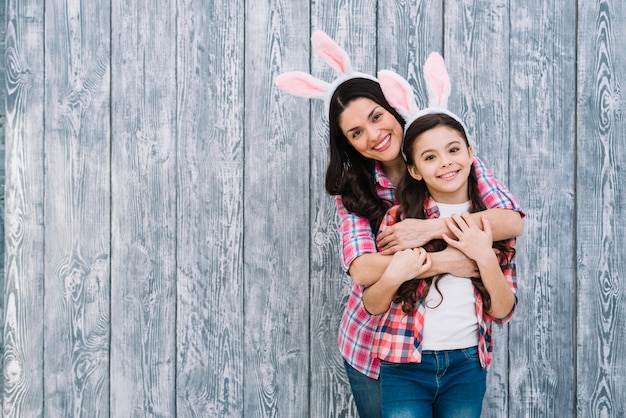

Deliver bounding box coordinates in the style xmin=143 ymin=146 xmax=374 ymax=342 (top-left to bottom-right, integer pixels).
xmin=377 ymin=52 xmax=472 ymax=146
xmin=274 ymin=30 xmax=377 ymax=116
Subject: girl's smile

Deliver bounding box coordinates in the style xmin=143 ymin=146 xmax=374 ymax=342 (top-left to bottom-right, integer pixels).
xmin=407 ymin=125 xmax=474 ymax=204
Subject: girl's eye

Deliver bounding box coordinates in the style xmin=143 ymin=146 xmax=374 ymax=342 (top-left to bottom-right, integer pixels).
xmin=424 ymin=155 xmax=435 ymax=161
xmin=450 ymin=147 xmax=460 ymax=153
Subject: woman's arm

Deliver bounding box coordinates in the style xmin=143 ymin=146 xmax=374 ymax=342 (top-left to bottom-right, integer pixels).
xmin=377 ymin=208 xmax=522 ymax=255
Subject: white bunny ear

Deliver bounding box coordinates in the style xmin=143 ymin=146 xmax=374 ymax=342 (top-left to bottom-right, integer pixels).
xmin=274 ymin=71 xmax=331 ymax=100
xmin=311 ymin=30 xmax=353 ymax=77
xmin=423 ymin=52 xmax=451 ymax=108
xmin=377 ymin=69 xmax=418 ymax=122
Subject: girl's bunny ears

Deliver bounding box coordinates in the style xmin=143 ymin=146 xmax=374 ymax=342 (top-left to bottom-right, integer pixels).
xmin=274 ymin=30 xmax=377 ymax=116
xmin=378 ymin=52 xmax=469 ymax=140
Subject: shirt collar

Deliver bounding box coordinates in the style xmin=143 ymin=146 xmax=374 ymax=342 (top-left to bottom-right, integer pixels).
xmin=374 ymin=161 xmax=395 ymax=189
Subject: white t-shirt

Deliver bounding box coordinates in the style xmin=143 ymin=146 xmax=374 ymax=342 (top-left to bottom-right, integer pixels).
xmin=421 ymin=201 xmax=480 ymax=351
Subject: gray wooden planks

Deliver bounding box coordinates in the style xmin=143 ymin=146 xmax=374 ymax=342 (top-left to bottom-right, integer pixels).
xmin=109 ymin=0 xmax=177 ymax=415
xmin=43 ymin=0 xmax=111 ymax=415
xmin=176 ymin=0 xmax=245 ymax=415
xmin=577 ymin=1 xmax=626 ymax=416
xmin=508 ymin=0 xmax=577 ymax=415
xmin=244 ymin=1 xmax=311 ymax=416
xmin=3 ymin=0 xmax=45 ymax=416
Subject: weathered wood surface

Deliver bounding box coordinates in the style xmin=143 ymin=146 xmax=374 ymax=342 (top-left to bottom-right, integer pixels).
xmin=1 ymin=1 xmax=626 ymax=417
xmin=508 ymin=0 xmax=578 ymax=416
xmin=43 ymin=0 xmax=111 ymax=416
xmin=109 ymin=0 xmax=177 ymax=415
xmin=3 ymin=0 xmax=45 ymax=416
xmin=576 ymin=1 xmax=626 ymax=417
xmin=176 ymin=0 xmax=244 ymax=415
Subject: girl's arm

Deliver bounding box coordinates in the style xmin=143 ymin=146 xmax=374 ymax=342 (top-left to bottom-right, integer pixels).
xmin=377 ymin=209 xmax=522 ymax=254
xmin=360 ymin=246 xmax=478 ymax=314
xmin=442 ymin=213 xmax=516 ymax=319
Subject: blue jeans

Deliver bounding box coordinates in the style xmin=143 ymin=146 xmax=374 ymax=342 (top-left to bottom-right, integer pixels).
xmin=379 ymin=346 xmax=486 ymax=418
xmin=344 ymin=359 xmax=383 ymax=418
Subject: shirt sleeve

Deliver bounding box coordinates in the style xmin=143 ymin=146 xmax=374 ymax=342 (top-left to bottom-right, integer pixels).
xmin=473 ymin=157 xmax=525 ymax=216
xmin=336 ymin=196 xmax=377 ymax=273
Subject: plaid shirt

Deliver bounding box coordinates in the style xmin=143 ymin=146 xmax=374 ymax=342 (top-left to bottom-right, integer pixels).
xmin=371 ymin=204 xmax=517 ymax=369
xmin=337 ymin=157 xmax=522 ymax=378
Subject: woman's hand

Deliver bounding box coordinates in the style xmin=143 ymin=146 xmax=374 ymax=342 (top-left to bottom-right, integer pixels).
xmin=442 ymin=213 xmax=493 ymax=264
xmin=377 ymin=218 xmax=444 ymax=254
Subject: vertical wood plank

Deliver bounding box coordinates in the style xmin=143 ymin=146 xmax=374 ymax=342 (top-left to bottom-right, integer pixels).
xmin=43 ymin=0 xmax=111 ymax=415
xmin=110 ymin=0 xmax=177 ymax=415
xmin=444 ymin=2 xmax=514 ymax=415
xmin=307 ymin=2 xmax=377 ymax=416
xmin=577 ymin=0 xmax=626 ymax=415
xmin=2 ymin=0 xmax=45 ymax=416
xmin=175 ymin=0 xmax=245 ymax=416
xmin=0 ymin=0 xmax=7 ymax=398
xmin=244 ymin=1 xmax=310 ymax=416
xmin=378 ymin=0 xmax=443 ymax=106
xmin=508 ymin=1 xmax=577 ymax=416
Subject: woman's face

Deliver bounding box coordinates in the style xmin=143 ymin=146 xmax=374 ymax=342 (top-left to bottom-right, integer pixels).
xmin=338 ymin=97 xmax=404 ymax=163
xmin=407 ymin=125 xmax=474 ymax=204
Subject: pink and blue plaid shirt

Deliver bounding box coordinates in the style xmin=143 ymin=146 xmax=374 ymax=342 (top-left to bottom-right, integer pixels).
xmin=336 ymin=157 xmax=523 ymax=378
xmin=371 ymin=204 xmax=517 ymax=369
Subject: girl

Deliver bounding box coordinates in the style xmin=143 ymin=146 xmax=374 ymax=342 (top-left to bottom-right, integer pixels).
xmin=364 ymin=53 xmax=518 ymax=418
xmin=275 ymin=32 xmax=523 ymax=418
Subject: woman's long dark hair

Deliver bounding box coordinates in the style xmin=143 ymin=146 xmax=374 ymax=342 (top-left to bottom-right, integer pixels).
xmin=393 ymin=113 xmax=516 ymax=314
xmin=325 ymin=78 xmax=405 ymax=232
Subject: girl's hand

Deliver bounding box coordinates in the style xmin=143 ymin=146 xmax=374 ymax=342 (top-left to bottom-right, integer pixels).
xmin=384 ymin=247 xmax=432 ymax=286
xmin=377 ymin=219 xmax=442 ymax=254
xmin=442 ymin=213 xmax=493 ymax=264
xmin=438 ymin=246 xmax=479 ymax=278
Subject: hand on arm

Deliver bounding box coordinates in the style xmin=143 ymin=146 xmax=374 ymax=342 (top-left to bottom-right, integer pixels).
xmin=362 ymin=248 xmax=431 ymax=315
xmin=442 ymin=213 xmax=515 ymax=319
xmin=377 ymin=208 xmax=522 ymax=255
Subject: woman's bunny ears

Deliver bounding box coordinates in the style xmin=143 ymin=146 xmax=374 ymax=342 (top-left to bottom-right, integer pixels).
xmin=274 ymin=30 xmax=376 ymax=116
xmin=378 ymin=52 xmax=468 ymax=137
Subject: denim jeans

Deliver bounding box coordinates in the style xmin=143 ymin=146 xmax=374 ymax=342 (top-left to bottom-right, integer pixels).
xmin=379 ymin=346 xmax=486 ymax=418
xmin=344 ymin=359 xmax=383 ymax=418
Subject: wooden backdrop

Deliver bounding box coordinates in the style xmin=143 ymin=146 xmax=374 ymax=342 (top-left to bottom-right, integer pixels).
xmin=2 ymin=0 xmax=625 ymax=417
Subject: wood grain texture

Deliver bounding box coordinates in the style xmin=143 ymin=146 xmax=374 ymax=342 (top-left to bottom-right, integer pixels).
xmin=2 ymin=0 xmax=45 ymax=416
xmin=444 ymin=2 xmax=514 ymax=414
xmin=308 ymin=2 xmax=379 ymax=416
xmin=508 ymin=1 xmax=577 ymax=416
xmin=0 ymin=0 xmax=7 ymax=402
xmin=175 ymin=0 xmax=245 ymax=416
xmin=43 ymin=0 xmax=111 ymax=416
xmin=244 ymin=1 xmax=311 ymax=416
xmin=576 ymin=1 xmax=626 ymax=416
xmin=378 ymin=0 xmax=443 ymax=107
xmin=109 ymin=0 xmax=177 ymax=415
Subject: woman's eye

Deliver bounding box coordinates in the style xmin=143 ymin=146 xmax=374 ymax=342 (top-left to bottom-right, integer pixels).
xmin=450 ymin=147 xmax=459 ymax=153
xmin=373 ymin=113 xmax=382 ymax=121
xmin=352 ymin=130 xmax=362 ymax=138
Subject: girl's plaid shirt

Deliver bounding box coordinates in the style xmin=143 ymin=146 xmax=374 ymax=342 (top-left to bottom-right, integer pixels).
xmin=371 ymin=204 xmax=517 ymax=369
xmin=337 ymin=157 xmax=523 ymax=378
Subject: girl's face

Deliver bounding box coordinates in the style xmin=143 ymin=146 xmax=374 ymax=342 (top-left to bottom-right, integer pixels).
xmin=407 ymin=125 xmax=474 ymax=204
xmin=338 ymin=98 xmax=404 ymax=163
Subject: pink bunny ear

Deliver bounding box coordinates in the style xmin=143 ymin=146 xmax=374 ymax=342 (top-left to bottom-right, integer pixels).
xmin=423 ymin=52 xmax=451 ymax=108
xmin=275 ymin=71 xmax=330 ymax=100
xmin=311 ymin=30 xmax=353 ymax=76
xmin=377 ymin=69 xmax=418 ymax=122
